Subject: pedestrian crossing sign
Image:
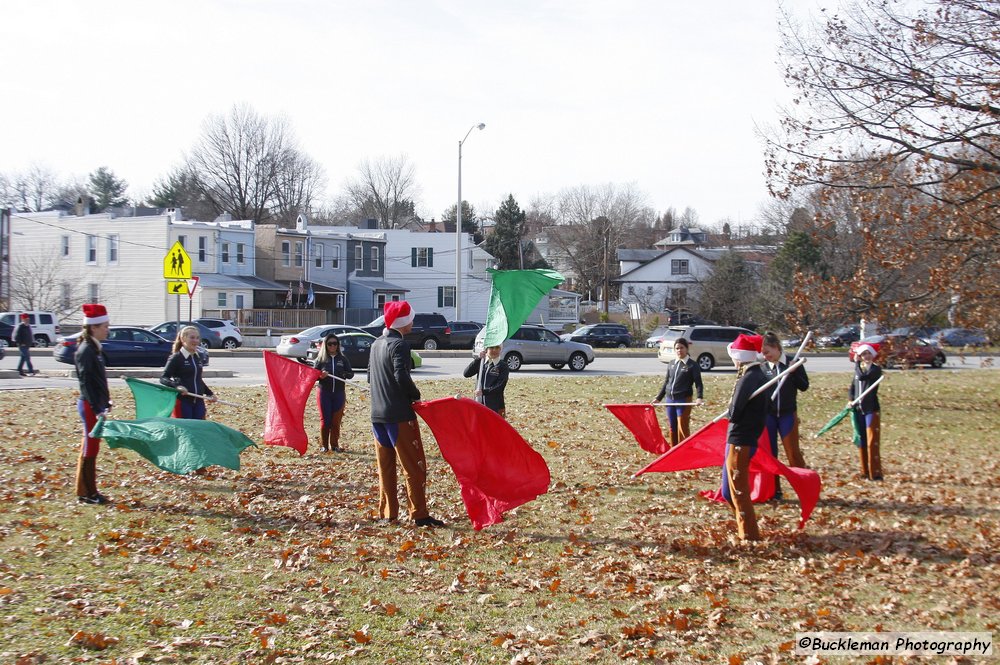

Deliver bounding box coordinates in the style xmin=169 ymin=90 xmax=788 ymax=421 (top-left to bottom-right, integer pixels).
xmin=163 ymin=241 xmax=192 ymax=279
xmin=166 ymin=280 xmax=189 ymax=295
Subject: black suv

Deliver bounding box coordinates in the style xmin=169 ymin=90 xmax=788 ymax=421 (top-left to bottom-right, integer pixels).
xmin=361 ymin=312 xmax=452 ymax=350
xmin=561 ymin=323 xmax=633 ymax=348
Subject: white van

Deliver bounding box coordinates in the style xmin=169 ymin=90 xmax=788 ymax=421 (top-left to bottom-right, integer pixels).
xmin=0 ymin=311 xmax=61 ymax=347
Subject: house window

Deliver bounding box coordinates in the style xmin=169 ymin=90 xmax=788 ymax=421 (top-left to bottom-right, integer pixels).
xmin=88 ymin=283 xmax=99 ymax=302
xmin=437 ymin=286 xmax=456 ymax=308
xmin=354 ymin=245 xmax=363 ymax=271
xmin=236 ymin=294 xmax=245 ymax=309
xmin=647 ymin=286 xmax=654 ymax=295
xmin=627 ymin=286 xmax=634 ymax=296
xmin=222 ymin=242 xmax=230 ymax=263
xmin=370 ymin=246 xmax=379 ymax=272
xmin=314 ymin=244 xmax=324 ymax=268
xmin=671 ymin=259 xmax=690 ymax=275
xmin=61 ymin=282 xmax=71 ymax=309
xmin=198 ymin=236 xmax=207 ymax=262
xmin=375 ymin=293 xmax=386 ymax=309
xmin=61 ymin=235 xmax=70 ymax=258
xmin=86 ymin=235 xmax=97 ymax=264
xmin=331 ymin=245 xmax=341 ymax=269
xmin=177 ymin=235 xmax=186 ymax=248
xmin=236 ymin=243 xmax=245 ymax=264
xmin=217 ymin=292 xmax=227 ymax=307
xmin=412 ymin=247 xmax=433 ymax=267
xmin=107 ymin=234 xmax=119 ymax=264
xmin=281 ymin=241 xmax=291 ymax=266
xmin=294 ymin=241 xmax=304 ymax=267
xmin=671 ymin=288 xmax=688 ymax=307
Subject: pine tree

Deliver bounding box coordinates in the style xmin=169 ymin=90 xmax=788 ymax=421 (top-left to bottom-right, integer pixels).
xmin=88 ymin=166 xmax=129 ymax=212
xmin=483 ymin=195 xmax=526 ymax=269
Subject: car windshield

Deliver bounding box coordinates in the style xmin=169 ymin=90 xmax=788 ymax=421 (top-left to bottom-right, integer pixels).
xmin=661 ymin=329 xmax=685 ymax=343
xmin=831 ymin=326 xmax=855 ymax=335
xmin=298 ymin=325 xmax=328 ymax=336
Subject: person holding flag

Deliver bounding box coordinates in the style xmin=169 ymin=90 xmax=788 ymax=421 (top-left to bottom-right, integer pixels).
xmin=761 ymin=332 xmax=809 ymax=499
xmin=312 ymin=333 xmax=354 ymax=452
xmin=160 ymin=326 xmax=217 ymax=419
xmin=369 ymin=301 xmax=444 ymax=527
xmin=74 ymin=303 xmax=113 ymax=505
xmin=719 ymin=334 xmax=769 ymax=541
xmin=463 ymin=344 xmax=509 ymax=418
xmin=653 ymin=337 xmax=703 ymax=447
xmin=850 ymin=343 xmax=883 ymax=480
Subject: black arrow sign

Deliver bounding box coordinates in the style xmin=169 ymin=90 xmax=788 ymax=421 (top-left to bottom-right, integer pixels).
xmin=172 ymin=283 xmax=184 ymax=293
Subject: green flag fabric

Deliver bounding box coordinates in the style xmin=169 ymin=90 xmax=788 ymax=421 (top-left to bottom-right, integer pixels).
xmin=482 ymin=269 xmax=564 ymax=347
xmin=91 ymin=417 xmax=256 ymax=475
xmin=814 ymin=405 xmax=852 ymax=438
xmin=125 ymin=378 xmax=180 ymax=419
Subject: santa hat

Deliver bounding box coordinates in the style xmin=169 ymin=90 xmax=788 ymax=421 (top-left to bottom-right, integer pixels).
xmin=727 ymin=333 xmax=764 ymax=363
xmin=854 ymin=343 xmax=880 ymax=358
xmin=82 ymin=303 xmax=109 ymax=325
xmin=383 ymin=300 xmax=414 ymax=331
xmin=19 ymin=313 xmax=29 ymax=320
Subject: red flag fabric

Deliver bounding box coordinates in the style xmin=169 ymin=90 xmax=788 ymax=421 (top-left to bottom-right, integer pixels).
xmin=263 ymin=351 xmax=323 ymax=455
xmin=412 ymin=397 xmax=551 ymax=530
xmin=605 ymin=404 xmax=669 ymax=454
xmin=633 ymin=417 xmax=821 ymax=528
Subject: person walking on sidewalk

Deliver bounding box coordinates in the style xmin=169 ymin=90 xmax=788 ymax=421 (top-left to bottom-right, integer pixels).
xmin=14 ymin=314 xmax=37 ymax=376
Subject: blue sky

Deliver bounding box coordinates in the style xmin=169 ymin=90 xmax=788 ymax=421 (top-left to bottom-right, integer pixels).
xmin=1 ymin=0 xmax=811 ymax=227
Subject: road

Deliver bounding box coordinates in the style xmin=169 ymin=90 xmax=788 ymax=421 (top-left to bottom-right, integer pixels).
xmin=1 ymin=350 xmax=995 ymax=391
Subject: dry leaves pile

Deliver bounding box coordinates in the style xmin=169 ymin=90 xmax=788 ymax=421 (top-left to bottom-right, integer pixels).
xmin=0 ymin=369 xmax=997 ymax=663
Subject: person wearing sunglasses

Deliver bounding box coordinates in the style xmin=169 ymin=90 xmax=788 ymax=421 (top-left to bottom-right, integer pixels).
xmin=312 ymin=333 xmax=354 ymax=452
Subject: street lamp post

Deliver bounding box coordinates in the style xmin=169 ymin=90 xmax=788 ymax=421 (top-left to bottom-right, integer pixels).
xmin=456 ymin=122 xmax=486 ymax=320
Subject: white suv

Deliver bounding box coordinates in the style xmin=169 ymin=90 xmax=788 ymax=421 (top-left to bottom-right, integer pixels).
xmin=0 ymin=311 xmax=61 ymax=347
xmin=657 ymin=325 xmax=756 ymax=371
xmin=195 ymin=318 xmax=243 ymax=349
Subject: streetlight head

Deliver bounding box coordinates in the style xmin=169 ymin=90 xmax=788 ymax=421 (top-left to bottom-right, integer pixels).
xmin=477 ymin=123 xmax=486 ymax=130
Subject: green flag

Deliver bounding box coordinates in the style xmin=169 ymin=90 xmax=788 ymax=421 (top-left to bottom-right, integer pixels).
xmin=91 ymin=417 xmax=256 ymax=475
xmin=814 ymin=405 xmax=851 ymax=438
xmin=125 ymin=377 xmax=179 ymax=419
xmin=482 ymin=268 xmax=564 ymax=347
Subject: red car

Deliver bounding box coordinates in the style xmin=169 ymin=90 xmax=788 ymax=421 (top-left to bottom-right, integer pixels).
xmin=849 ymin=334 xmax=946 ymax=368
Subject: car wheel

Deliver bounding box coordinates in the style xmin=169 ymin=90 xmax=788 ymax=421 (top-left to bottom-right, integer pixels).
xmin=616 ymin=342 xmax=628 ymax=349
xmin=504 ymin=352 xmax=522 ymax=371
xmin=931 ymin=354 xmax=945 ymax=368
xmin=33 ymin=335 xmax=49 ymax=348
xmin=549 ymin=363 xmax=565 ymax=370
xmin=223 ymin=338 xmax=239 ymax=350
xmin=569 ymin=352 xmax=587 ymax=371
xmin=697 ymin=353 xmax=714 ymax=371
xmin=422 ymin=337 xmax=439 ymax=350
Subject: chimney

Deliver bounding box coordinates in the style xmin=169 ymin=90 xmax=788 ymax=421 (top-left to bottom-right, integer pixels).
xmin=75 ymin=196 xmax=90 ymax=216
xmin=364 ymin=218 xmax=377 ymax=230
xmin=296 ymin=213 xmax=309 ymax=232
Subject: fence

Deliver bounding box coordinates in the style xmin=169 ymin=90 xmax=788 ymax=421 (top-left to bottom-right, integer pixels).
xmin=201 ymin=308 xmax=328 ymax=332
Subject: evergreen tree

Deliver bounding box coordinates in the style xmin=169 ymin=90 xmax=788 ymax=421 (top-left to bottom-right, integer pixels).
xmin=442 ymin=201 xmax=481 ymax=243
xmin=699 ymin=251 xmax=757 ymax=326
xmin=88 ymin=166 xmax=129 ymax=212
xmin=483 ymin=195 xmax=527 ymax=269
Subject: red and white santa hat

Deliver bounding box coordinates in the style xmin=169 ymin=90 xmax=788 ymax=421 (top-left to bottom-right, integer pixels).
xmin=383 ymin=300 xmax=414 ymax=331
xmin=19 ymin=313 xmax=29 ymax=320
xmin=727 ymin=333 xmax=764 ymax=363
xmin=854 ymin=342 xmax=880 ymax=358
xmin=82 ymin=303 xmax=109 ymax=325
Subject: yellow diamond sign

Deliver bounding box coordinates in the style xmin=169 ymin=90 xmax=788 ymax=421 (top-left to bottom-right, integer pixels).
xmin=163 ymin=241 xmax=192 ymax=280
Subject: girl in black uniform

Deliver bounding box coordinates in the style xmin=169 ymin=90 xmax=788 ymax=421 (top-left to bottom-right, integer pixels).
xmin=719 ymin=334 xmax=768 ymax=541
xmin=850 ymin=343 xmax=883 ymax=480
xmin=75 ymin=304 xmax=112 ymax=505
xmin=312 ymin=334 xmax=355 ymax=451
xmin=654 ymin=337 xmax=704 ymax=446
xmin=761 ymin=332 xmax=809 ymax=499
xmin=463 ymin=345 xmax=510 ymax=418
xmin=160 ymin=326 xmax=216 ymax=419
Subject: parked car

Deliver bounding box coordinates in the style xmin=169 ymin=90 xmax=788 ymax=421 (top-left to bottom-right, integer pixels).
xmin=475 ymin=324 xmax=594 ymax=372
xmin=561 ymin=323 xmax=633 ymax=348
xmin=0 ymin=321 xmax=11 ymax=345
xmin=195 ymin=318 xmax=243 ymax=349
xmin=447 ymin=321 xmax=484 ymax=350
xmin=148 ymin=321 xmax=224 ymax=349
xmin=275 ymin=324 xmax=368 ymax=359
xmin=645 ymin=326 xmax=672 ymax=348
xmin=781 ymin=333 xmax=807 ymax=348
xmin=0 ymin=311 xmax=61 ymax=346
xmin=849 ymin=334 xmax=946 ymax=368
xmin=890 ymin=326 xmax=940 ymax=341
xmin=304 ymin=330 xmax=422 ymax=369
xmin=934 ymin=328 xmax=990 ymax=347
xmin=656 ymin=325 xmax=756 ymax=371
xmin=54 ymin=326 xmax=191 ymax=367
xmin=0 ymin=338 xmax=6 ymax=360
xmin=361 ymin=312 xmax=451 ymax=350
xmin=816 ymin=325 xmax=862 ymax=349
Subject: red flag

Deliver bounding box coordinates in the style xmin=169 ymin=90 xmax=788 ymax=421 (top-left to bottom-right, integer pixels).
xmin=634 ymin=418 xmax=821 ymax=528
xmin=605 ymin=404 xmax=668 ymax=454
xmin=263 ymin=351 xmax=322 ymax=455
xmin=413 ymin=397 xmax=550 ymax=530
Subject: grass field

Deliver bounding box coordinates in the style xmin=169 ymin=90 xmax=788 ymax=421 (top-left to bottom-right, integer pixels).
xmin=0 ymin=369 xmax=997 ymax=663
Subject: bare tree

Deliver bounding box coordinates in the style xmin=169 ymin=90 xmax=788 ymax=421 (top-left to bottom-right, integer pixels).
xmin=0 ymin=165 xmax=60 ymax=211
xmin=343 ymin=155 xmax=420 ymax=229
xmin=9 ymin=252 xmax=90 ymax=317
xmin=271 ymin=150 xmax=327 ymax=226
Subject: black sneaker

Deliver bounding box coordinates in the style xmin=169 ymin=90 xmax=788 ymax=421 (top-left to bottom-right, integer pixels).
xmin=414 ymin=516 xmax=445 ymax=528
xmin=78 ymin=494 xmax=110 ymax=505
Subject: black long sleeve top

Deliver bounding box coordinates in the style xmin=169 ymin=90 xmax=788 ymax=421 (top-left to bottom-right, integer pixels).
xmin=463 ymin=356 xmax=510 ymax=413
xmin=726 ymin=364 xmax=769 ymax=447
xmin=849 ymin=362 xmax=882 ymax=414
xmin=368 ymin=330 xmax=420 ymax=423
xmin=313 ymin=354 xmax=354 ymax=397
xmin=655 ymin=357 xmax=704 ymax=402
xmin=763 ymin=357 xmax=809 ymax=415
xmin=75 ymin=340 xmax=110 ymax=414
xmin=160 ymin=349 xmax=213 ymax=399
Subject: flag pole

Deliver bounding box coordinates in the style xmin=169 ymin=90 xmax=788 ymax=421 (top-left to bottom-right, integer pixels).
xmin=185 ymin=392 xmax=240 ymax=407
xmin=771 ymin=331 xmax=812 ymax=401
xmin=329 ymin=375 xmax=371 ymax=392
xmin=710 ymin=357 xmax=806 ymax=423
xmin=650 ymin=402 xmax=700 ymax=407
xmin=848 ymin=374 xmax=884 ymax=407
